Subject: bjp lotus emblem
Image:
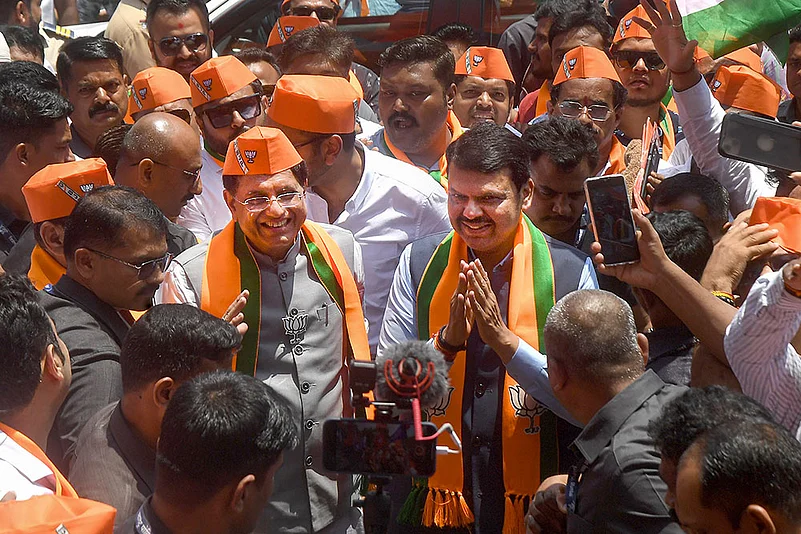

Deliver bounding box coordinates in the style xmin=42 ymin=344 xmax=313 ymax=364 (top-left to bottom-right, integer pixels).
xmin=424 ymin=386 xmax=454 ymax=418
xmin=509 ymin=385 xmax=546 ymax=434
xmin=282 ymin=308 xmax=308 ymax=349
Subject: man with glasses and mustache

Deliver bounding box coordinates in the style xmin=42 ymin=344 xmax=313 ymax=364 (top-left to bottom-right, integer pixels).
xmin=146 ymin=0 xmax=212 ymax=82
xmin=56 ymin=37 xmax=129 ymax=160
xmin=40 ymin=186 xmax=171 ymax=473
xmin=160 ymin=127 xmax=368 ymax=533
xmin=366 ymin=35 xmax=464 ymax=188
xmin=21 ymin=159 xmax=114 ymax=290
xmin=128 ymin=66 xmax=200 ymax=136
xmin=115 ymin=113 xmax=202 ymax=256
xmin=548 ymin=46 xmax=629 ymax=176
xmin=610 ymin=4 xmax=681 ymax=160
xmin=178 ymin=56 xmax=267 ymax=242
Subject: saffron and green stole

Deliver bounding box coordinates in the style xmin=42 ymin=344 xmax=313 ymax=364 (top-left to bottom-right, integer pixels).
xmin=199 ymin=220 xmax=371 ymax=375
xmin=380 ymin=110 xmax=464 ymax=189
xmin=405 ymin=215 xmax=558 ymax=534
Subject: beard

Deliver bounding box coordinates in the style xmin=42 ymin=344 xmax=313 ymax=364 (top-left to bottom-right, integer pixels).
xmin=626 ymin=95 xmax=665 ymax=107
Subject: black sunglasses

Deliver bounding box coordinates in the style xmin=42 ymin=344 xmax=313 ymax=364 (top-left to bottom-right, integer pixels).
xmin=613 ymin=51 xmax=666 ymax=71
xmin=288 ymin=5 xmax=339 ymax=20
xmin=157 ymin=33 xmax=209 ymax=57
xmin=87 ymin=249 xmax=173 ymax=280
xmin=202 ymin=93 xmax=262 ymax=129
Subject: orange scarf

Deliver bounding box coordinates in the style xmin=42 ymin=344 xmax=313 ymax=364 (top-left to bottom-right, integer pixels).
xmin=604 ymin=136 xmax=627 ymax=176
xmin=200 ymin=220 xmax=370 ymax=375
xmin=401 ymin=216 xmax=558 ymax=533
xmin=534 ymin=80 xmax=551 ymax=118
xmin=28 ymin=245 xmax=66 ymax=290
xmin=657 ymin=103 xmax=677 ymax=161
xmin=0 ymin=422 xmax=78 ymax=498
xmin=381 ymin=110 xmax=463 ymax=189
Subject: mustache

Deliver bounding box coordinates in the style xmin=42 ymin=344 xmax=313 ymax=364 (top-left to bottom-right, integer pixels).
xmin=457 ymin=216 xmax=493 ymax=226
xmin=388 ymin=112 xmax=418 ymax=128
xmin=89 ymin=102 xmax=119 ymax=118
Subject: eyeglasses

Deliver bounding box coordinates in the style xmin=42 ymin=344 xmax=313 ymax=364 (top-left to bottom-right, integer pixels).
xmin=558 ymin=101 xmax=614 ymax=122
xmin=612 ymin=51 xmax=666 ymax=71
xmin=288 ymin=5 xmax=339 ymax=20
xmin=157 ymin=33 xmax=209 ymax=57
xmin=262 ymin=83 xmax=276 ymax=99
xmin=153 ymin=161 xmax=202 ymax=183
xmin=166 ymin=108 xmax=192 ymax=125
xmin=127 ymin=161 xmax=201 ymax=183
xmin=202 ymin=93 xmax=262 ymax=129
xmin=292 ymin=135 xmax=329 ymax=149
xmin=87 ymin=249 xmax=173 ymax=279
xmin=234 ymin=191 xmax=305 ymax=212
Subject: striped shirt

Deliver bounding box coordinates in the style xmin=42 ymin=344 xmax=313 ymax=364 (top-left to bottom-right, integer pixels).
xmin=724 ymin=270 xmax=801 ymax=441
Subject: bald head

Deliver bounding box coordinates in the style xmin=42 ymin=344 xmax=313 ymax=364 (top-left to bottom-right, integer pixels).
xmin=115 ymin=112 xmax=203 ymax=219
xmin=544 ymin=289 xmax=643 ymax=382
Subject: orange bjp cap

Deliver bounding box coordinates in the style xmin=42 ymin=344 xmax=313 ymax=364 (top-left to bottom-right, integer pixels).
xmin=723 ymin=47 xmax=762 ymax=72
xmin=553 ymin=46 xmax=622 ymax=86
xmin=613 ymin=5 xmax=656 ymax=45
xmin=190 ymin=56 xmax=257 ymax=108
xmin=22 ymin=158 xmax=114 ymax=223
xmin=222 ymin=127 xmax=303 ymax=176
xmin=267 ymin=16 xmax=320 ymax=47
xmin=454 ymin=46 xmax=514 ymax=83
xmin=268 ymin=74 xmax=360 ymax=134
xmin=129 ymin=67 xmax=191 ymax=113
xmin=710 ymin=65 xmax=782 ymax=118
xmin=750 ymin=197 xmax=801 ymax=254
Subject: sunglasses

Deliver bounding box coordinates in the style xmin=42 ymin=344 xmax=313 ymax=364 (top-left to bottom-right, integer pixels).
xmin=613 ymin=51 xmax=666 ymax=71
xmin=202 ymin=93 xmax=262 ymax=129
xmin=87 ymin=249 xmax=173 ymax=280
xmin=157 ymin=33 xmax=209 ymax=57
xmin=262 ymin=83 xmax=276 ymax=99
xmin=558 ymin=100 xmax=613 ymax=122
xmin=288 ymin=5 xmax=339 ymax=20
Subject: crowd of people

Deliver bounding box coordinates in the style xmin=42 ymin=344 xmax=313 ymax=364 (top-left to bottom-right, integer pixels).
xmin=1 ymin=0 xmax=801 ymax=531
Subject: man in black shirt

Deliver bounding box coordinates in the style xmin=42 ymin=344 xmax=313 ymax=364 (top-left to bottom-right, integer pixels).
xmin=527 ymin=289 xmax=684 ymax=533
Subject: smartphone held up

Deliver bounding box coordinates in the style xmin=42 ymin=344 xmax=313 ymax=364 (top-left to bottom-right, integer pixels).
xmin=584 ymin=174 xmax=640 ymax=266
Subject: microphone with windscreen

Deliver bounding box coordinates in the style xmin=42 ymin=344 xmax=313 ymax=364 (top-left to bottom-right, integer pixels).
xmin=375 ymin=341 xmax=461 ymax=453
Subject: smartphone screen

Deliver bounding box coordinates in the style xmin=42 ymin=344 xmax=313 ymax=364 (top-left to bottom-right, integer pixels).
xmin=719 ymin=113 xmax=801 ymax=172
xmin=322 ymin=419 xmax=437 ymax=477
xmin=585 ymin=174 xmax=640 ymax=266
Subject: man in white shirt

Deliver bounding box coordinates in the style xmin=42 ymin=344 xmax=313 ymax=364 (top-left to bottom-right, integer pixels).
xmin=265 ymin=74 xmax=450 ymax=352
xmin=0 ymin=274 xmax=73 ymax=501
xmin=178 ymin=56 xmax=268 ymax=241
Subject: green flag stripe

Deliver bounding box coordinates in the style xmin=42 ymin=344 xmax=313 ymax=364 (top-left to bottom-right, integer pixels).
xmin=415 ymin=232 xmax=454 ymax=340
xmin=302 ymin=231 xmax=345 ymax=312
xmin=234 ymin=223 xmax=262 ymax=376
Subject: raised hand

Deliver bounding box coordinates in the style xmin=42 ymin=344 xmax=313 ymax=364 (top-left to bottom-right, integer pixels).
xmin=442 ymin=261 xmax=474 ymax=348
xmin=633 ymin=0 xmax=698 ymax=76
xmin=222 ymin=289 xmax=250 ymax=337
xmin=700 ymin=211 xmax=779 ymax=293
xmin=591 ymin=209 xmax=672 ymax=291
xmin=466 ymin=259 xmax=519 ymax=363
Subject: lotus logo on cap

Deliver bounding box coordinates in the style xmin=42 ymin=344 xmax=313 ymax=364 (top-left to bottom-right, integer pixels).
xmin=285 ymin=25 xmax=294 ymax=33
xmin=244 ymin=150 xmax=257 ymax=164
xmin=472 ymin=54 xmax=484 ymax=67
xmin=80 ymin=183 xmax=95 ymax=193
xmin=620 ymin=18 xmax=632 ymax=38
xmin=138 ymin=87 xmax=148 ymax=99
xmin=563 ymin=57 xmax=577 ymax=79
xmin=711 ymin=79 xmax=722 ymax=92
xmin=203 ymin=79 xmax=213 ymax=90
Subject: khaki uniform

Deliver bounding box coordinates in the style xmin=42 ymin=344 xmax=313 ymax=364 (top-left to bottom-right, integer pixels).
xmin=104 ymin=0 xmax=155 ymax=78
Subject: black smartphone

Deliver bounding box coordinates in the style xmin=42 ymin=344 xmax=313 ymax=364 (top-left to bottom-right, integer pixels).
xmin=322 ymin=419 xmax=437 ymax=477
xmin=719 ymin=113 xmax=801 ymax=173
xmin=641 ymin=134 xmax=661 ymax=200
xmin=584 ymin=174 xmax=640 ymax=266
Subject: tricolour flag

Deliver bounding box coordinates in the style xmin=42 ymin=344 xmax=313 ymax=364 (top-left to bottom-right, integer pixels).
xmin=676 ymin=0 xmax=801 ymax=59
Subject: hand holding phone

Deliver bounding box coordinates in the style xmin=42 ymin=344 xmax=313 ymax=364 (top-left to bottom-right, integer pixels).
xmin=585 ymin=174 xmax=640 ymax=266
